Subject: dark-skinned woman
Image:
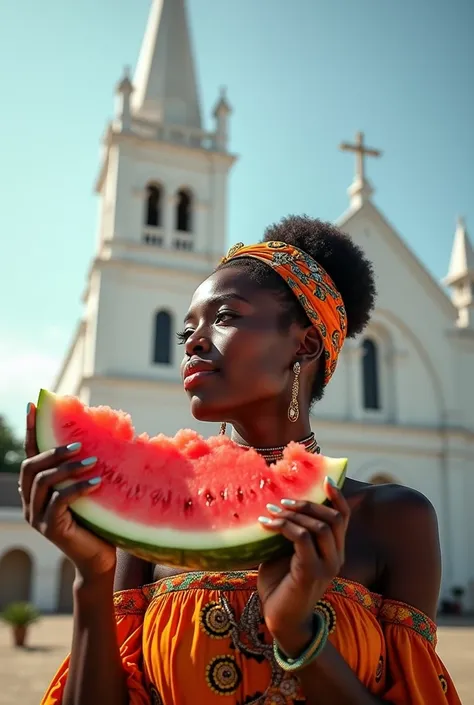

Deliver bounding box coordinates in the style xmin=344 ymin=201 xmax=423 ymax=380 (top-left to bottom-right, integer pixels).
xmin=22 ymin=217 xmax=460 ymax=704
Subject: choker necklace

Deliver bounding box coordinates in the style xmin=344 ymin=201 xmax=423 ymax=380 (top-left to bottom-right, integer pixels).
xmin=234 ymin=432 xmax=321 ymax=465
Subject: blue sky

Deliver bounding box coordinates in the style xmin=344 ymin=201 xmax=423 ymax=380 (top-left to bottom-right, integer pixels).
xmin=1 ymin=0 xmax=473 ymax=435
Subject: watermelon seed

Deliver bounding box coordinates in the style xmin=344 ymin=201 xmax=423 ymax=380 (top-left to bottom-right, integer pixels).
xmin=102 ymin=467 xmax=114 ymax=481
xmin=205 ymin=491 xmax=216 ymax=506
xmin=220 ymin=489 xmax=228 ymax=500
xmin=233 ymin=513 xmax=239 ymax=520
xmin=237 ymin=487 xmax=244 ymax=502
xmin=126 ymin=485 xmax=143 ymax=501
xmin=150 ymin=490 xmax=162 ymax=506
xmin=184 ymin=499 xmax=193 ymax=512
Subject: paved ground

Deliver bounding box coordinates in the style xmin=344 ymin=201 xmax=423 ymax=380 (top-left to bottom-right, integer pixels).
xmin=0 ymin=616 xmax=472 ymax=704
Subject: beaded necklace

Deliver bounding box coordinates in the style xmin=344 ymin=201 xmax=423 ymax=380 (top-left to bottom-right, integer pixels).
xmin=234 ymin=432 xmax=321 ymax=465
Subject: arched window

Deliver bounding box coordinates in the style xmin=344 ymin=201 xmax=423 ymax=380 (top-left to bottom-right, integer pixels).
xmin=362 ymin=338 xmax=380 ymax=410
xmin=146 ymin=184 xmax=162 ymax=227
xmin=175 ymin=189 xmax=192 ymax=232
xmin=153 ymin=310 xmax=172 ymax=364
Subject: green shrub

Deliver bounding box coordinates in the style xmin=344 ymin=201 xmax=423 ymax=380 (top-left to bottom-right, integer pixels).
xmin=1 ymin=601 xmax=41 ymax=627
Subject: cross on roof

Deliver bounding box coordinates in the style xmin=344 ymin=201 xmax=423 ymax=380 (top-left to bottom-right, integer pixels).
xmin=339 ymin=131 xmax=382 ymax=183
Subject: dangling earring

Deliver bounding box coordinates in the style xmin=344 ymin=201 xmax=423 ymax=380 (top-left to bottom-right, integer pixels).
xmin=288 ymin=361 xmax=301 ymax=423
xmin=219 ymin=422 xmax=227 ymax=435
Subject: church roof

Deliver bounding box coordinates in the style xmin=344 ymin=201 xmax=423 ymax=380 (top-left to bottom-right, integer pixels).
xmin=131 ymin=0 xmax=202 ymax=129
xmin=337 ymin=200 xmax=457 ymax=319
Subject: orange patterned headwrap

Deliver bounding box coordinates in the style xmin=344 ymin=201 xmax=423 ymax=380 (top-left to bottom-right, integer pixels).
xmin=221 ymin=240 xmax=347 ymax=384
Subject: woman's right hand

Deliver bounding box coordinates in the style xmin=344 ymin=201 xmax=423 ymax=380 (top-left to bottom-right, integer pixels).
xmin=20 ymin=402 xmax=117 ymax=582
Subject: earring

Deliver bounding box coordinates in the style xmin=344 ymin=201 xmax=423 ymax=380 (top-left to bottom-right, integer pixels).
xmin=288 ymin=361 xmax=301 ymax=423
xmin=219 ymin=422 xmax=227 ymax=435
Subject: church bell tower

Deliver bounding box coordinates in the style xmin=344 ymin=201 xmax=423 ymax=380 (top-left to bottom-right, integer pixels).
xmin=54 ymin=0 xmax=237 ymax=436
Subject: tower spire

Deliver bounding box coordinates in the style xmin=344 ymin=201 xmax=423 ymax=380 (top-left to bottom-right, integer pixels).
xmin=131 ymin=0 xmax=202 ymax=129
xmin=444 ymin=217 xmax=474 ymax=329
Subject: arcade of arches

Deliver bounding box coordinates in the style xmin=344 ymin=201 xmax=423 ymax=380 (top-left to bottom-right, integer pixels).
xmin=0 ymin=549 xmax=75 ymax=612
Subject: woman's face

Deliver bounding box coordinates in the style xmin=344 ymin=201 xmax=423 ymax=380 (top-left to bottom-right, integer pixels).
xmin=180 ymin=266 xmax=308 ymax=424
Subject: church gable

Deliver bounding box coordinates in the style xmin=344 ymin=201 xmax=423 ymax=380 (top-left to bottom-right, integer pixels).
xmin=319 ymin=130 xmax=474 ymax=430
xmin=338 ymin=202 xmax=455 ymax=325
xmin=315 ymin=201 xmax=459 ymax=429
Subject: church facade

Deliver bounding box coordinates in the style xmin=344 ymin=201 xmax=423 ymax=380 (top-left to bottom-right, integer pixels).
xmin=1 ymin=0 xmax=473 ymax=613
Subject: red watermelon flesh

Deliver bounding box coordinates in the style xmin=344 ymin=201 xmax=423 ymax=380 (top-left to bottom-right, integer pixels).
xmin=36 ymin=389 xmax=347 ymax=570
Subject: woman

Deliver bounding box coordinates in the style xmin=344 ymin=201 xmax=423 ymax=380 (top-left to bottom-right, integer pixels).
xmin=22 ymin=216 xmax=461 ymax=704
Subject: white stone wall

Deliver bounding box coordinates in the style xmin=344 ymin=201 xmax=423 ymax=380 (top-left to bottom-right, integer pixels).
xmin=0 ymin=510 xmax=65 ymax=612
xmin=54 ymin=323 xmax=85 ymax=397
xmin=86 ymin=378 xmax=219 ymax=438
xmin=92 ymin=265 xmax=204 ymax=383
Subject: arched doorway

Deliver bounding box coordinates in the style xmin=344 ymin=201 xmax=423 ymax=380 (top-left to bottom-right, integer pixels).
xmin=0 ymin=549 xmax=33 ymax=608
xmin=57 ymin=558 xmax=75 ymax=613
xmin=369 ymin=473 xmax=397 ymax=485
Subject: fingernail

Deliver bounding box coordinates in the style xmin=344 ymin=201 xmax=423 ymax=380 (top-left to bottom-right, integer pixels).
xmin=66 ymin=442 xmax=81 ymax=453
xmin=88 ymin=477 xmax=101 ymax=486
xmin=80 ymin=457 xmax=97 ymax=467
xmin=26 ymin=402 xmax=32 ymax=416
xmin=281 ymin=498 xmax=297 ymax=507
xmin=258 ymin=516 xmax=273 ymax=525
xmin=266 ymin=503 xmax=282 ymax=514
xmin=326 ymin=476 xmax=338 ymax=488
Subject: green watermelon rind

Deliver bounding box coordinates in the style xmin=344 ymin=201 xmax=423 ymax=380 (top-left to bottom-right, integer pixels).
xmin=36 ymin=388 xmax=348 ymax=571
xmin=77 ymin=516 xmax=295 ymax=571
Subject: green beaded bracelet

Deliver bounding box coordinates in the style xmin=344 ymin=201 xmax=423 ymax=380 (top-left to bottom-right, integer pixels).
xmin=273 ymin=611 xmax=329 ymax=672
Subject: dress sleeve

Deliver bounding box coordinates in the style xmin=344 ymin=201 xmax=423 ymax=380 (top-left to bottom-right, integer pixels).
xmin=378 ymin=599 xmax=462 ymax=704
xmin=40 ymin=589 xmax=150 ymax=705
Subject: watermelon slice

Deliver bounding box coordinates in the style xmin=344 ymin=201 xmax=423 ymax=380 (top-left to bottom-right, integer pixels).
xmin=35 ymin=389 xmax=347 ymax=570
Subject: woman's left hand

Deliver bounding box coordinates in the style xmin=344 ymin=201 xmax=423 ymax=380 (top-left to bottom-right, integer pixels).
xmin=257 ymin=477 xmax=350 ymax=658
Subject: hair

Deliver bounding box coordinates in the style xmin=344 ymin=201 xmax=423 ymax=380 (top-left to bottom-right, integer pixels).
xmin=217 ymin=215 xmax=377 ymax=404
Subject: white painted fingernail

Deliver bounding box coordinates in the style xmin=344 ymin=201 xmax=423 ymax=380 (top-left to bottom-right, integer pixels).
xmin=266 ymin=503 xmax=282 ymax=514
xmin=66 ymin=442 xmax=81 ymax=453
xmin=258 ymin=516 xmax=273 ymax=525
xmin=88 ymin=477 xmax=101 ymax=486
xmin=326 ymin=476 xmax=338 ymax=488
xmin=80 ymin=457 xmax=97 ymax=467
xmin=281 ymin=498 xmax=297 ymax=507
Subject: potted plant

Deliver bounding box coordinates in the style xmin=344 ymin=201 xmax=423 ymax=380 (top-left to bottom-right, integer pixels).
xmin=0 ymin=601 xmax=41 ymax=647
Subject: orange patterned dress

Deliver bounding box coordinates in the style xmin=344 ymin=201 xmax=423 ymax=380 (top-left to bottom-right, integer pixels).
xmin=41 ymin=571 xmax=461 ymax=704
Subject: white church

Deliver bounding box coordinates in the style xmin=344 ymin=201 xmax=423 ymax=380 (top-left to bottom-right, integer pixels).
xmin=1 ymin=0 xmax=473 ymax=614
